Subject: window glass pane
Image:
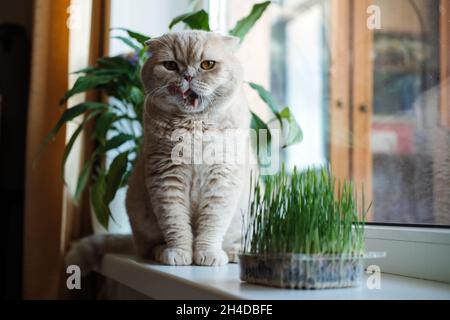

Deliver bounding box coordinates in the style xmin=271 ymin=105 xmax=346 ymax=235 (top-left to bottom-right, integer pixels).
xmin=271 ymin=0 xmax=330 ymax=170
xmin=228 ymin=0 xmax=450 ymax=226
xmin=109 ymin=0 xmax=191 ymax=56
xmin=371 ymin=0 xmax=448 ymax=225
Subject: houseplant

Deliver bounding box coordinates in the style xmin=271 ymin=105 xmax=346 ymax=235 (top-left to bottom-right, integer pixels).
xmin=44 ymin=1 xmax=302 ymax=229
xmin=240 ymin=166 xmax=380 ymax=289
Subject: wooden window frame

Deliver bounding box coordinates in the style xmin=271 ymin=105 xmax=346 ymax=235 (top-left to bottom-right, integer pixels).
xmin=330 ymin=0 xmax=351 ymax=182
xmin=330 ymin=0 xmax=374 ymax=219
xmin=441 ymin=0 xmax=450 ymax=127
xmin=329 ymin=0 xmax=450 ymax=283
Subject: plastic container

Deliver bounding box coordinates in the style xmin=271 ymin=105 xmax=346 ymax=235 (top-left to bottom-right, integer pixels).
xmin=239 ymin=252 xmax=385 ymax=289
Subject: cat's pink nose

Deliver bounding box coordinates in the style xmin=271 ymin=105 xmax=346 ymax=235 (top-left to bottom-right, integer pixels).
xmin=184 ymin=75 xmax=193 ymax=82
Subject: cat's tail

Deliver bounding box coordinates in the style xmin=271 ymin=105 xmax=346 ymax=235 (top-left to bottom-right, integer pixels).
xmin=65 ymin=234 xmax=135 ymax=276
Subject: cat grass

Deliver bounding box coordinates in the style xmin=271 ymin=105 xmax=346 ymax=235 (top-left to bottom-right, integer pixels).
xmin=242 ymin=166 xmax=370 ymax=256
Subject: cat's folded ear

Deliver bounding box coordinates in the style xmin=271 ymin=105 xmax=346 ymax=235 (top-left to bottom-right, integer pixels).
xmin=221 ymin=35 xmax=241 ymax=53
xmin=144 ymin=37 xmax=161 ymax=54
xmin=144 ymin=37 xmax=157 ymax=46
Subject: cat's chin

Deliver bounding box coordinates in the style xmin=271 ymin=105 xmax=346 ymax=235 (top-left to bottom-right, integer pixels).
xmin=178 ymin=101 xmax=208 ymax=113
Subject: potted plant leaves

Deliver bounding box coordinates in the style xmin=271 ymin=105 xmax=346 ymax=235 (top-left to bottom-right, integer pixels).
xmin=240 ymin=166 xmax=384 ymax=289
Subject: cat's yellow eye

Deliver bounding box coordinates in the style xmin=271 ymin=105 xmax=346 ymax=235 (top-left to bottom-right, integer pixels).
xmin=163 ymin=61 xmax=178 ymax=71
xmin=200 ymin=60 xmax=216 ymax=70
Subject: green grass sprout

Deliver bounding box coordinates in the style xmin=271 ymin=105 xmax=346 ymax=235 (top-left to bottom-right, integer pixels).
xmin=242 ymin=165 xmax=370 ymax=256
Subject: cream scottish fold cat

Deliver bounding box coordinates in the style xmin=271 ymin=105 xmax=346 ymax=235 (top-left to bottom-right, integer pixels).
xmin=66 ymin=30 xmax=254 ymax=271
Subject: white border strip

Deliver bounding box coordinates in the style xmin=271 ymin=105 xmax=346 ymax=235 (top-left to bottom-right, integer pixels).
xmin=365 ymin=226 xmax=450 ymax=283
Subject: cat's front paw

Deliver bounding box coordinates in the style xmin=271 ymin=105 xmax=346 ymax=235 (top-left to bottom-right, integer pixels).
xmin=155 ymin=246 xmax=192 ymax=266
xmin=225 ymin=244 xmax=241 ymax=264
xmin=194 ymin=249 xmax=229 ymax=266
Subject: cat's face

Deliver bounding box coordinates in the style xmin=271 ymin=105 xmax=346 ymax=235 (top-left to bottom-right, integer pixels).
xmin=141 ymin=31 xmax=242 ymax=114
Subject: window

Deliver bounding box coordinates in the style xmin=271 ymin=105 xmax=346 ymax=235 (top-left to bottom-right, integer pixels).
xmin=227 ymin=0 xmax=450 ymax=227
xmin=109 ymin=0 xmax=192 ymax=55
xmin=98 ymin=0 xmax=450 ymax=283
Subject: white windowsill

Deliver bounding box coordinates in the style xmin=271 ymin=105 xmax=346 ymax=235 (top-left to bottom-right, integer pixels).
xmin=99 ymin=254 xmax=450 ymax=300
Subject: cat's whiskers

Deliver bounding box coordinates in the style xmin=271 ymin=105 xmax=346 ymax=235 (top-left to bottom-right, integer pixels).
xmin=147 ymin=84 xmax=171 ymax=108
xmin=144 ymin=84 xmax=173 ymax=119
xmin=204 ymin=94 xmax=213 ymax=107
xmin=148 ymin=83 xmax=171 ymax=97
xmin=208 ymin=91 xmax=223 ymax=104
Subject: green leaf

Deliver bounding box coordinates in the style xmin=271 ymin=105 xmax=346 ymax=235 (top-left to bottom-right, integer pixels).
xmin=251 ymin=111 xmax=270 ymax=133
xmin=60 ymin=75 xmax=117 ymax=104
xmin=71 ymin=67 xmax=96 ymax=75
xmin=112 ymin=28 xmax=150 ymax=46
xmin=101 ymin=134 xmax=135 ymax=152
xmin=90 ymin=171 xmax=109 ymax=229
xmin=120 ymin=169 xmax=133 ymax=188
xmin=112 ymin=36 xmax=141 ymax=52
xmin=62 ymin=125 xmax=84 ymax=185
xmin=248 ymin=82 xmax=302 ymax=147
xmin=279 ymin=107 xmax=303 ymax=147
xmin=74 ymin=158 xmax=94 ymax=202
xmin=105 ymin=152 xmax=129 ymax=204
xmin=78 ymin=55 xmax=134 ymax=76
xmin=61 ymin=109 xmax=103 ymax=184
xmin=129 ymin=86 xmax=145 ymax=106
xmin=94 ymin=111 xmax=117 ymax=145
xmin=97 ymin=56 xmax=134 ymax=71
xmin=251 ymin=112 xmax=271 ymax=165
xmin=248 ymin=82 xmax=279 ymax=115
xmin=169 ymin=10 xmax=210 ymax=31
xmin=44 ymin=102 xmax=108 ymax=147
xmin=72 ymin=68 xmax=124 ymax=78
xmin=229 ymin=1 xmax=271 ymax=41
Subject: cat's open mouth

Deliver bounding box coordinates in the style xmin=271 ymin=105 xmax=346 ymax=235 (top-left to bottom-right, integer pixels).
xmin=168 ymin=84 xmax=201 ymax=110
xmin=182 ymin=89 xmax=199 ymax=108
